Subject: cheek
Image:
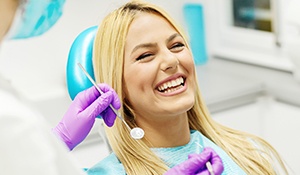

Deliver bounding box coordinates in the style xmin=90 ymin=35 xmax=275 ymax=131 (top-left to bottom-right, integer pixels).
xmin=179 ymin=51 xmax=197 ymax=86
xmin=124 ymin=73 xmax=138 ymax=95
xmin=178 ymin=50 xmax=195 ymax=72
xmin=123 ymin=75 xmax=138 ymax=106
xmin=124 ymin=62 xmax=158 ymax=88
xmin=123 ymin=72 xmax=151 ymax=111
xmin=123 ymin=68 xmax=150 ymax=99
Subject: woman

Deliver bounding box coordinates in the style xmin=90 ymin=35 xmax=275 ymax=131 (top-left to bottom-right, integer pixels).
xmin=87 ymin=0 xmax=288 ymax=174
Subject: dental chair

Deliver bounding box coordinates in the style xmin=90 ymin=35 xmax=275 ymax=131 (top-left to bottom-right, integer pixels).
xmin=66 ymin=26 xmax=112 ymax=152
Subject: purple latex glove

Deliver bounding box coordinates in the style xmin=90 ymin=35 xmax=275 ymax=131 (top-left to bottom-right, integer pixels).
xmin=164 ymin=147 xmax=224 ymax=175
xmin=53 ymin=83 xmax=120 ymax=150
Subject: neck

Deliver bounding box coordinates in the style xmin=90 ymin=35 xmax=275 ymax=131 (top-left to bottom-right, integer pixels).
xmin=138 ymin=113 xmax=190 ymax=148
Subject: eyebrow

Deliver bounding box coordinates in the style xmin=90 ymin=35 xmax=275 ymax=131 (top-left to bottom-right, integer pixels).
xmin=166 ymin=33 xmax=181 ymax=44
xmin=131 ymin=43 xmax=157 ymax=55
xmin=131 ymin=33 xmax=181 ymax=54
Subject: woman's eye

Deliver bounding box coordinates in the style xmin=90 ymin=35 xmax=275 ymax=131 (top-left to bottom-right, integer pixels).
xmin=136 ymin=53 xmax=153 ymax=61
xmin=171 ymin=43 xmax=185 ymax=51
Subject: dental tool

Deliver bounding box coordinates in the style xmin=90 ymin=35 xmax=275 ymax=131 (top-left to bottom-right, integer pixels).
xmin=195 ymin=142 xmax=215 ymax=175
xmin=77 ymin=63 xmax=145 ymax=140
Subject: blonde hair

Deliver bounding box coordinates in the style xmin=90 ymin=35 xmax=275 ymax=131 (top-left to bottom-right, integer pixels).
xmin=93 ymin=0 xmax=288 ymax=174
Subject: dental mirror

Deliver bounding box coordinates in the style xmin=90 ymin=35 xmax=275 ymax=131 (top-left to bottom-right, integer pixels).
xmin=77 ymin=63 xmax=145 ymax=140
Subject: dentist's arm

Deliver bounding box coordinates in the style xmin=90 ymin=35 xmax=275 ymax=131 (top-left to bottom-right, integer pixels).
xmin=52 ymin=83 xmax=120 ymax=150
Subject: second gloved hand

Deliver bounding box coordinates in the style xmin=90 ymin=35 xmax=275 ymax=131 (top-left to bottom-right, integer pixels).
xmin=53 ymin=83 xmax=120 ymax=150
xmin=164 ymin=147 xmax=224 ymax=175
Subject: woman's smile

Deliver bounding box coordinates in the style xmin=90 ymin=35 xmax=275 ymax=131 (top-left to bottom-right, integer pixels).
xmin=155 ymin=74 xmax=187 ymax=96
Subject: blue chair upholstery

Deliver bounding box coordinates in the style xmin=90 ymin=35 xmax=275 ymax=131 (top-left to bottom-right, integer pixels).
xmin=66 ymin=26 xmax=112 ymax=152
xmin=66 ymin=26 xmax=98 ymax=100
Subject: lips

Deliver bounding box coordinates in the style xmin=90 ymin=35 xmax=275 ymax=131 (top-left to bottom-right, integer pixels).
xmin=156 ymin=76 xmax=185 ymax=93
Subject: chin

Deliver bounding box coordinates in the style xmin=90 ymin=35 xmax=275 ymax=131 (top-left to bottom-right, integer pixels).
xmin=170 ymin=97 xmax=195 ymax=114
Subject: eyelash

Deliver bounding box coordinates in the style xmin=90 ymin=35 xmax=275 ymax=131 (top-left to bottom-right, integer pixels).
xmin=171 ymin=42 xmax=185 ymax=49
xmin=135 ymin=42 xmax=185 ymax=61
xmin=136 ymin=53 xmax=153 ymax=61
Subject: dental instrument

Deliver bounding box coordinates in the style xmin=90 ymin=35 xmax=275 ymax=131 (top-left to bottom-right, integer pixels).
xmin=195 ymin=142 xmax=215 ymax=175
xmin=77 ymin=63 xmax=145 ymax=140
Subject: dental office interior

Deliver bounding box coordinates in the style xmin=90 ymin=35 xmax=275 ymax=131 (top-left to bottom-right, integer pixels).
xmin=1 ymin=0 xmax=300 ymax=174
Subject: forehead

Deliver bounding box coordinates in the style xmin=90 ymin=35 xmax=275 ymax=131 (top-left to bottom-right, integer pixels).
xmin=130 ymin=12 xmax=170 ymax=28
xmin=126 ymin=12 xmax=176 ymax=43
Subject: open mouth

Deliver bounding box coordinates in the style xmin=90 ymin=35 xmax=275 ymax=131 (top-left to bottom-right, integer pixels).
xmin=157 ymin=76 xmax=186 ymax=93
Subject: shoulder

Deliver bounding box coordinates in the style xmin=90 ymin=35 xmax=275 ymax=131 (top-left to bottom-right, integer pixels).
xmin=85 ymin=153 xmax=126 ymax=175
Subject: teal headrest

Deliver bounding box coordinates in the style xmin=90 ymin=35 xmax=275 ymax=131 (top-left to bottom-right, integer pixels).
xmin=66 ymin=26 xmax=98 ymax=100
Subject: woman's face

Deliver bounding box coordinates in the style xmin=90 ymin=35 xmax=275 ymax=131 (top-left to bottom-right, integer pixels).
xmin=123 ymin=12 xmax=196 ymax=123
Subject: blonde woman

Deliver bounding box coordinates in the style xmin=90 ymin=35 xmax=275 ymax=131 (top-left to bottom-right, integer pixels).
xmin=86 ymin=0 xmax=288 ymax=174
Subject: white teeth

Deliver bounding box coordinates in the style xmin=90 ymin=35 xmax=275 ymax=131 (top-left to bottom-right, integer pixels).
xmin=167 ymin=82 xmax=171 ymax=87
xmin=171 ymin=80 xmax=176 ymax=86
xmin=164 ymin=84 xmax=167 ymax=89
xmin=157 ymin=77 xmax=184 ymax=92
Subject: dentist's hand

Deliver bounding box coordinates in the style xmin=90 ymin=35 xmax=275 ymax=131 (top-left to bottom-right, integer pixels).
xmin=53 ymin=83 xmax=120 ymax=150
xmin=164 ymin=147 xmax=224 ymax=175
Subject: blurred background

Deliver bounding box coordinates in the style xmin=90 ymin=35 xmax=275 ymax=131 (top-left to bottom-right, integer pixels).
xmin=0 ymin=0 xmax=299 ymax=174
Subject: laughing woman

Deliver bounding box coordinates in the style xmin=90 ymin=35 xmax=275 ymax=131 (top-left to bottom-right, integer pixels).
xmin=86 ymin=1 xmax=288 ymax=174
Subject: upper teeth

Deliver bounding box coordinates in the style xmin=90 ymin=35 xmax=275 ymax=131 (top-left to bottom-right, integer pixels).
xmin=157 ymin=77 xmax=184 ymax=91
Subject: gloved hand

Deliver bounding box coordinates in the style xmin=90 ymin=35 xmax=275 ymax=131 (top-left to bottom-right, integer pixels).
xmin=52 ymin=83 xmax=120 ymax=150
xmin=164 ymin=147 xmax=224 ymax=175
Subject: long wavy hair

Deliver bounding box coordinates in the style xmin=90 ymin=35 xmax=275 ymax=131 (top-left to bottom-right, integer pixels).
xmin=93 ymin=0 xmax=288 ymax=174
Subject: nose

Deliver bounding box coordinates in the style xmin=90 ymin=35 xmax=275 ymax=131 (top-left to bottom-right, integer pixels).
xmin=160 ymin=50 xmax=179 ymax=72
